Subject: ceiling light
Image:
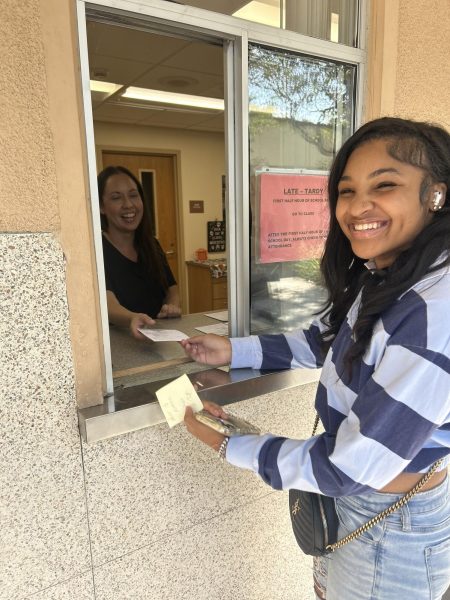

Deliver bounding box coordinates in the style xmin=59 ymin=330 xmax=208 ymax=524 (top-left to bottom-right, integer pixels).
xmin=233 ymin=1 xmax=281 ymax=28
xmin=122 ymin=86 xmax=224 ymax=111
xmin=330 ymin=12 xmax=339 ymax=43
xmin=90 ymin=80 xmax=122 ymax=94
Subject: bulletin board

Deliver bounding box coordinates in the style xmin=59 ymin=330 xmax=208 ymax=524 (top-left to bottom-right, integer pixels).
xmin=255 ymin=168 xmax=329 ymax=264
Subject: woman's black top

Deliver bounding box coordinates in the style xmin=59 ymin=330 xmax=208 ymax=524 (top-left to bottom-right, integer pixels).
xmin=102 ymin=235 xmax=176 ymax=318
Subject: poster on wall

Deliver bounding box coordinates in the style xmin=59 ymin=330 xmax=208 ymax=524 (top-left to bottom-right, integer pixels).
xmin=256 ymin=169 xmax=329 ymax=264
xmin=207 ymin=220 xmax=226 ymax=252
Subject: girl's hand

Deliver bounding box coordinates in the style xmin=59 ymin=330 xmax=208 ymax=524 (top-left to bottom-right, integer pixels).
xmin=184 ymin=406 xmax=225 ymax=451
xmin=201 ymin=399 xmax=229 ymax=420
xmin=180 ymin=334 xmax=232 ymax=366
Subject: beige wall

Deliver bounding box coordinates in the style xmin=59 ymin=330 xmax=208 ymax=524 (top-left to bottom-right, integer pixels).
xmin=366 ymin=0 xmax=450 ymax=128
xmin=394 ymin=0 xmax=450 ymax=127
xmin=0 ymin=0 xmax=59 ymax=231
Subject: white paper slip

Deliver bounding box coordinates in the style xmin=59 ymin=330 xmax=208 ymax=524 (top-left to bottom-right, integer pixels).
xmin=137 ymin=328 xmax=188 ymax=342
xmin=195 ymin=322 xmax=229 ymax=336
xmin=155 ymin=374 xmax=203 ymax=428
xmin=204 ymin=310 xmax=229 ymax=322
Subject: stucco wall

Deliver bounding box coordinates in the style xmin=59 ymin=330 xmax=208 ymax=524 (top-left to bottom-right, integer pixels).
xmin=0 ymin=0 xmax=59 ymax=231
xmin=394 ymin=0 xmax=450 ymax=128
xmin=366 ymin=0 xmax=450 ymax=127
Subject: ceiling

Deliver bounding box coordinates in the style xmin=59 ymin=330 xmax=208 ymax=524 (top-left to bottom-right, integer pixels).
xmin=87 ymin=18 xmax=226 ymax=133
xmin=86 ymin=1 xmax=281 ymax=132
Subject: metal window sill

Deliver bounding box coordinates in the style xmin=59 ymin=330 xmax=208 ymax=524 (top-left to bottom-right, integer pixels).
xmin=78 ymin=367 xmax=320 ymax=443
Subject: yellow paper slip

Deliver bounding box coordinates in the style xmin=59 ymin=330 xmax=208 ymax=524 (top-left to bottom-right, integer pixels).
xmin=155 ymin=374 xmax=203 ymax=428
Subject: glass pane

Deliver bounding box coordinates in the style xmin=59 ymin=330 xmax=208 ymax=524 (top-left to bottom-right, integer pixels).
xmin=168 ymin=1 xmax=359 ymax=47
xmin=248 ymin=43 xmax=355 ymax=334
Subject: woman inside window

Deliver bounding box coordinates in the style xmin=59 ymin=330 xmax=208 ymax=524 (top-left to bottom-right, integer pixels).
xmin=98 ymin=165 xmax=181 ymax=339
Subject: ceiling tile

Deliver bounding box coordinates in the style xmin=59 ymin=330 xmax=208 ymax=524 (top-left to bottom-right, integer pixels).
xmin=87 ymin=21 xmax=189 ymax=63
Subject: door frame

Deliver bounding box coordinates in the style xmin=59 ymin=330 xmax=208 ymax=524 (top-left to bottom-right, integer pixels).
xmin=96 ymin=145 xmax=186 ymax=311
xmin=77 ymin=0 xmax=367 ymax=395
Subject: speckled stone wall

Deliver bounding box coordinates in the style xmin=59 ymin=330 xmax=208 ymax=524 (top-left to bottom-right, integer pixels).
xmin=83 ymin=382 xmax=318 ymax=600
xmin=0 ymin=234 xmax=92 ymax=598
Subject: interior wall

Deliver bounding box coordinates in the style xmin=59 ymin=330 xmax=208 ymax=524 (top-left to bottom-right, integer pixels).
xmin=93 ymin=121 xmax=226 ymax=264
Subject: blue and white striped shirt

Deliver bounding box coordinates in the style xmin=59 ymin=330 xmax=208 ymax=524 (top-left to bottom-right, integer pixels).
xmin=226 ymin=264 xmax=450 ymax=496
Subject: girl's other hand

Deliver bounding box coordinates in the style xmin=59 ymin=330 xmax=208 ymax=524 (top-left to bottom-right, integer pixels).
xmin=184 ymin=406 xmax=225 ymax=451
xmin=201 ymin=399 xmax=229 ymax=420
xmin=180 ymin=334 xmax=232 ymax=366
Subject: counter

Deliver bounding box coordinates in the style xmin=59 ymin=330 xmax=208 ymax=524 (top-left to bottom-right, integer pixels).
xmin=110 ymin=310 xmax=229 ymax=387
xmin=78 ymin=309 xmax=321 ymax=443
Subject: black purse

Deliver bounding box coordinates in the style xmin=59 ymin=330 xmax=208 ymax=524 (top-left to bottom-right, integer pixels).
xmin=288 ymin=415 xmax=338 ymax=556
xmin=289 ymin=488 xmax=338 ymax=556
xmin=289 ymin=414 xmax=442 ymax=556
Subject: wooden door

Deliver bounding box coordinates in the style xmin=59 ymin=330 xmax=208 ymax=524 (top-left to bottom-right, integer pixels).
xmin=101 ymin=151 xmax=179 ymax=280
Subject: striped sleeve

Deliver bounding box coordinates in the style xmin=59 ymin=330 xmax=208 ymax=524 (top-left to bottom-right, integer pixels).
xmin=227 ymin=335 xmax=450 ymax=496
xmin=230 ymin=318 xmax=326 ymax=370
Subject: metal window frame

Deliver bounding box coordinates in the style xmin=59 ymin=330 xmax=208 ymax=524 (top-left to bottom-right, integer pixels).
xmin=76 ymin=0 xmax=367 ymax=395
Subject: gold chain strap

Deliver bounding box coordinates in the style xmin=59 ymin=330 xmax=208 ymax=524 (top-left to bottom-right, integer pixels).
xmin=310 ymin=414 xmax=444 ymax=553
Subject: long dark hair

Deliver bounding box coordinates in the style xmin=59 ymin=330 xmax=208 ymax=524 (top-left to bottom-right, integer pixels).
xmin=320 ymin=117 xmax=450 ymax=367
xmin=97 ymin=165 xmax=169 ymax=291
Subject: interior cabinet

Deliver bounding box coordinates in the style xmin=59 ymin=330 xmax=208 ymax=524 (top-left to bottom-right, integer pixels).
xmin=186 ymin=261 xmax=227 ymax=313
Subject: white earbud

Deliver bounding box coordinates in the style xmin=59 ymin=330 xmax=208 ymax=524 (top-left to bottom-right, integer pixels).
xmin=432 ymin=191 xmax=443 ymax=211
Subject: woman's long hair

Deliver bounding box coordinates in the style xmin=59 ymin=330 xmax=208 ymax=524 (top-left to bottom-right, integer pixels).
xmin=97 ymin=165 xmax=169 ymax=291
xmin=320 ymin=117 xmax=450 ymax=367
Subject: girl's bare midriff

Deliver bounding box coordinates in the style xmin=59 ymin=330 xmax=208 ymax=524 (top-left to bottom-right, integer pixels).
xmin=380 ymin=468 xmax=447 ymax=494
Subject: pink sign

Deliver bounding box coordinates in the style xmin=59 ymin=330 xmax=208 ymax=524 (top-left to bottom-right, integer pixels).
xmin=257 ymin=172 xmax=329 ymax=264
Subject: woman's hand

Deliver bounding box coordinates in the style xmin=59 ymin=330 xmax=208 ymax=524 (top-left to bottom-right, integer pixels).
xmin=184 ymin=406 xmax=225 ymax=451
xmin=157 ymin=303 xmax=182 ymax=319
xmin=130 ymin=313 xmax=155 ymax=339
xmin=106 ymin=291 xmax=155 ymax=339
xmin=180 ymin=334 xmax=232 ymax=366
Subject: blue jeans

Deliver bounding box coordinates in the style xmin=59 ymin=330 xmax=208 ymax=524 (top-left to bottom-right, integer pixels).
xmin=313 ymin=475 xmax=450 ymax=599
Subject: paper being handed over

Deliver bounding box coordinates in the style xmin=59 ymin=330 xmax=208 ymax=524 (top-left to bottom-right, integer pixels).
xmin=137 ymin=328 xmax=187 ymax=342
xmin=155 ymin=374 xmax=203 ymax=428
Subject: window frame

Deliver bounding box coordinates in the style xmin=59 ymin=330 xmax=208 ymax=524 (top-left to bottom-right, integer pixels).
xmin=76 ymin=0 xmax=367 ymax=396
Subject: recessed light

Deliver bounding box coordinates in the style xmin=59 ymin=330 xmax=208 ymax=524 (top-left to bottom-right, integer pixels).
xmin=157 ymin=75 xmax=199 ymax=89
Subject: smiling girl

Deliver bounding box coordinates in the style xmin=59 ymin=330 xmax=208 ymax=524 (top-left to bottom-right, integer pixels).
xmin=181 ymin=118 xmax=450 ymax=599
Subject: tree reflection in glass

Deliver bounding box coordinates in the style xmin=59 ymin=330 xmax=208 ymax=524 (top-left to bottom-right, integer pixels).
xmin=248 ymin=44 xmax=355 ymax=334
